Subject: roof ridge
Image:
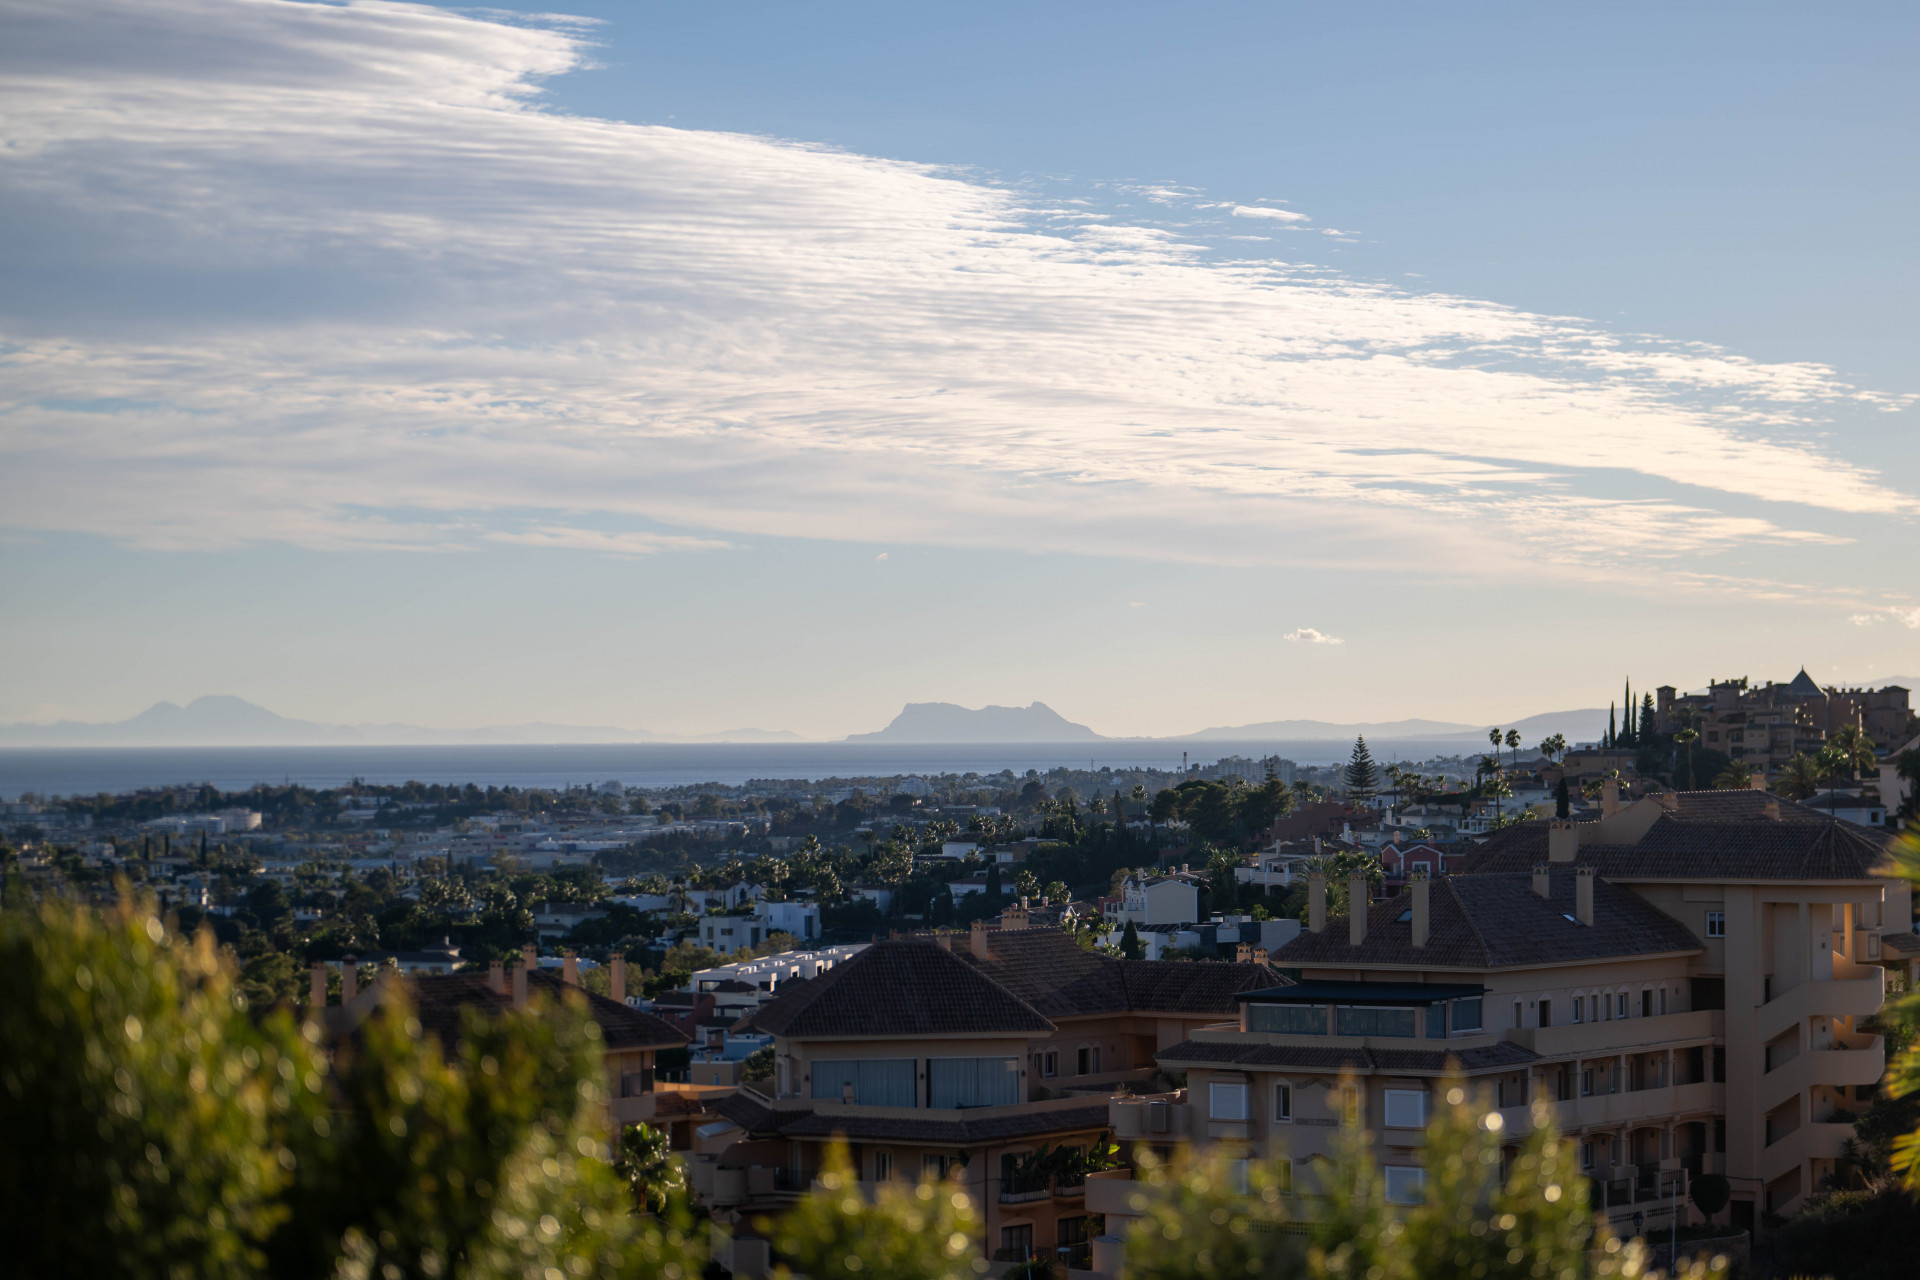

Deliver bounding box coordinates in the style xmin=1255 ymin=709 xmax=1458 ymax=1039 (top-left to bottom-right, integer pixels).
xmin=1445 ymin=875 xmax=1496 ymax=967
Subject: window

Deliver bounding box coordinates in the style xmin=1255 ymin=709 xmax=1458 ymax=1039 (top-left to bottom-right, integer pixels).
xmin=1077 ymin=1046 xmax=1101 ymax=1075
xmin=1274 ymin=1083 xmax=1292 ymax=1121
xmin=1383 ymin=1089 xmax=1426 ymax=1129
xmin=1057 ymin=1216 xmax=1089 ymax=1247
xmin=872 ymin=1151 xmax=893 ymax=1181
xmin=1706 ymin=911 xmax=1726 ymax=938
xmin=1513 ymin=1000 xmax=1523 ymax=1029
xmin=1660 ymin=988 xmax=1669 ymax=1015
xmin=1248 ymin=1004 xmax=1328 ymax=1035
xmin=1581 ymin=1140 xmax=1595 ymax=1170
xmin=1539 ymin=999 xmax=1552 ymax=1028
xmin=1043 ymin=1051 xmax=1058 ymax=1078
xmin=1573 ymin=996 xmax=1584 ymax=1024
xmin=1425 ymin=1003 xmax=1446 ymax=1038
xmin=1336 ymin=1006 xmax=1417 ymax=1038
xmin=1641 ymin=989 xmax=1653 ymax=1018
xmin=1452 ymin=997 xmax=1483 ymax=1032
xmin=929 ymin=1057 xmax=1020 ymax=1109
xmin=1383 ymin=1166 xmax=1426 ymax=1205
xmin=1275 ymin=1159 xmax=1294 ymax=1194
xmin=1225 ymin=1158 xmax=1250 ymax=1194
xmin=1581 ymin=1069 xmax=1594 ymax=1097
xmin=1209 ymin=1081 xmax=1250 ymax=1121
xmin=1411 ymin=860 xmax=1431 ymax=875
xmin=1342 ymin=1087 xmax=1360 ymax=1124
xmin=924 ymin=1154 xmax=949 ymax=1179
xmin=1000 ymin=1224 xmax=1034 ymax=1260
xmin=1617 ymin=992 xmax=1628 ymax=1019
xmin=812 ymin=1058 xmax=916 ymax=1107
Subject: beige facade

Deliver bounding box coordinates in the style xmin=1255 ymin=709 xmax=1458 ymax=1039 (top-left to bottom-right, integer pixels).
xmin=1090 ymin=790 xmax=1903 ymax=1275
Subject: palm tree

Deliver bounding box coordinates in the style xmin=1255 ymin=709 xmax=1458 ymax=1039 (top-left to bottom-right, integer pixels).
xmin=1488 ymin=727 xmax=1503 ymax=760
xmin=1539 ymin=734 xmax=1567 ymax=764
xmin=1505 ymin=729 xmax=1522 ymax=774
xmin=1485 ymin=773 xmax=1513 ymax=823
xmin=1674 ymin=727 xmax=1699 ymax=790
xmin=1776 ymin=752 xmax=1825 ymax=801
xmin=1828 ymin=725 xmax=1877 ymax=782
xmin=1713 ymin=760 xmax=1758 ymax=790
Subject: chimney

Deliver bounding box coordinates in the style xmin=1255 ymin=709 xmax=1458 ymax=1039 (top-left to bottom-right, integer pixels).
xmin=310 ymin=961 xmax=327 ymax=1008
xmin=935 ymin=931 xmax=953 ymax=952
xmin=487 ymin=960 xmax=506 ymax=994
xmin=562 ymin=952 xmax=579 ymax=986
xmin=610 ymin=955 xmax=626 ymax=1004
xmin=521 ymin=943 xmax=537 ymax=973
xmin=1253 ymin=946 xmax=1268 ymax=965
xmin=1410 ymin=874 xmax=1429 ymax=949
xmin=1308 ymin=872 xmax=1327 ymax=933
xmin=970 ymin=919 xmax=992 ymax=960
xmin=1763 ymin=798 xmax=1780 ymax=820
xmin=342 ymin=957 xmax=359 ymax=1003
xmin=512 ymin=959 xmax=529 ymax=1010
xmin=1547 ymin=821 xmax=1577 ymax=863
xmin=1575 ymin=867 xmax=1595 ymax=927
xmin=1236 ymin=942 xmax=1253 ymax=963
xmin=1532 ymin=864 xmax=1551 ymax=899
xmin=1348 ymin=875 xmax=1368 ymax=947
xmin=1601 ymin=778 xmax=1620 ymax=817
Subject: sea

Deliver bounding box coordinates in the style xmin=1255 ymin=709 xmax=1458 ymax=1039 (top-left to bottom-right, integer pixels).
xmin=0 ymin=737 xmax=1482 ymax=801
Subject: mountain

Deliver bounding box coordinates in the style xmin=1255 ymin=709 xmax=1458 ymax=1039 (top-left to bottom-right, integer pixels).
xmin=846 ymin=701 xmax=1102 ymax=743
xmin=0 ymin=696 xmax=802 ymax=746
xmin=1172 ymin=717 xmax=1479 ymax=741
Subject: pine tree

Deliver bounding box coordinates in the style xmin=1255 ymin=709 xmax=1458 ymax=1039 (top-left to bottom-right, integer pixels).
xmin=1344 ymin=736 xmax=1380 ymax=804
xmin=1640 ymin=691 xmax=1657 ymax=739
xmin=1120 ymin=919 xmax=1144 ymax=960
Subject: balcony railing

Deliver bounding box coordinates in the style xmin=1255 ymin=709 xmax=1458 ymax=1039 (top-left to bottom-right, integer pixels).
xmin=1000 ymin=1175 xmax=1053 ymax=1204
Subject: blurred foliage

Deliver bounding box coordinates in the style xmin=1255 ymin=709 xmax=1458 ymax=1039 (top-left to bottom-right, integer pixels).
xmin=1 ymin=889 xmax=696 ymax=1280
xmin=1122 ymin=1077 xmax=1727 ymax=1280
xmin=764 ymin=1142 xmax=983 ymax=1280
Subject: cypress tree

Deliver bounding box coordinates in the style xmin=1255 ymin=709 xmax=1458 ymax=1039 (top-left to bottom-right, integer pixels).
xmin=1120 ymin=919 xmax=1144 ymax=960
xmin=1555 ymin=776 xmax=1571 ymax=819
xmin=1606 ymin=703 xmax=1616 ymax=749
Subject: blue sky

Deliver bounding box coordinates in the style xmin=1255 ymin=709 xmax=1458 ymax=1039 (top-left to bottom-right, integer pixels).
xmin=0 ymin=0 xmax=1915 ymax=738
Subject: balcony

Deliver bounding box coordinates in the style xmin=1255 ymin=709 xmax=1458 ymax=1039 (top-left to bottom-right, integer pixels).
xmin=999 ymin=1175 xmax=1053 ymax=1205
xmin=1083 ymin=1169 xmax=1139 ymax=1218
xmin=1110 ymin=1093 xmax=1192 ymax=1141
xmin=1753 ymin=972 xmax=1884 ymax=1045
xmin=1514 ymin=1080 xmax=1723 ymax=1131
xmin=1504 ymin=1009 xmax=1720 ymax=1059
xmin=700 ymin=1163 xmax=810 ymax=1208
xmin=1759 ymin=1120 xmax=1854 ymax=1184
xmin=1758 ymin=1038 xmax=1884 ymax=1114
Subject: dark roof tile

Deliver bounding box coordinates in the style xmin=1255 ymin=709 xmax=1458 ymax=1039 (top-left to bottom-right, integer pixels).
xmin=746 ymin=942 xmax=1055 ymax=1038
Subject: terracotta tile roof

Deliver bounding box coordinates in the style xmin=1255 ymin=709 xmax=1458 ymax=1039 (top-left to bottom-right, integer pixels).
xmin=401 ymin=970 xmax=687 ymax=1052
xmin=1880 ymin=931 xmax=1920 ymax=956
xmin=1155 ymin=1037 xmax=1538 ymax=1074
xmin=961 ymin=928 xmax=1282 ymax=1018
xmin=745 ymin=941 xmax=1055 ymax=1038
xmin=1267 ymin=872 xmax=1700 ymax=970
xmin=1462 ymin=792 xmax=1895 ymax=881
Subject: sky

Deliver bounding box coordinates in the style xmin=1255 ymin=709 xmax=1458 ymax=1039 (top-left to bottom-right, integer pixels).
xmin=1 ymin=0 xmax=1916 ymax=739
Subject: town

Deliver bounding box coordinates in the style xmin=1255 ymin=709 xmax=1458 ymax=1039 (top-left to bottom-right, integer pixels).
xmin=6 ymin=670 xmax=1920 ymax=1278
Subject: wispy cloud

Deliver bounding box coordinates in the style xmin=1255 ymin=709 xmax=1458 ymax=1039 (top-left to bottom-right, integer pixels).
xmin=483 ymin=526 xmax=731 ymax=557
xmin=1232 ymin=205 xmax=1311 ymax=223
xmin=1283 ymin=628 xmax=1344 ymax=645
xmin=0 ymin=0 xmax=1911 ymax=594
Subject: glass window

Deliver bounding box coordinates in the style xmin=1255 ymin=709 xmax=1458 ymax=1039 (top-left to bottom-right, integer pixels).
xmin=1452 ymin=998 xmax=1483 ymax=1032
xmin=1276 ymin=1159 xmax=1294 ymax=1194
xmin=1209 ymin=1082 xmax=1249 ymax=1121
xmin=1000 ymin=1224 xmax=1034 ymax=1260
xmin=1043 ymin=1051 xmax=1058 ymax=1078
xmin=1425 ymin=1003 xmax=1446 ymax=1038
xmin=872 ymin=1151 xmax=892 ymax=1181
xmin=1274 ymin=1083 xmax=1292 ymax=1121
xmin=1247 ymin=1004 xmax=1328 ymax=1035
xmin=929 ymin=1057 xmax=1020 ymax=1109
xmin=1617 ymin=992 xmax=1628 ymax=1019
xmin=1706 ymin=911 xmax=1726 ymax=938
xmin=1225 ymin=1158 xmax=1250 ymax=1194
xmin=1641 ymin=989 xmax=1653 ymax=1018
xmin=811 ymin=1058 xmax=916 ymax=1107
xmin=1383 ymin=1089 xmax=1426 ymax=1129
xmin=1383 ymin=1166 xmax=1426 ymax=1205
xmin=1513 ymin=1000 xmax=1523 ymax=1029
xmin=1539 ymin=999 xmax=1552 ymax=1028
xmin=1342 ymin=1087 xmax=1360 ymax=1124
xmin=1336 ymin=1006 xmax=1417 ymax=1037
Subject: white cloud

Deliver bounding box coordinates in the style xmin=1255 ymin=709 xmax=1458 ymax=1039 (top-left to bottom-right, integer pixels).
xmin=1283 ymin=628 xmax=1344 ymax=645
xmin=1849 ymin=606 xmax=1920 ymax=629
xmin=482 ymin=526 xmax=730 ymax=557
xmin=1232 ymin=205 xmax=1311 ymax=223
xmin=0 ymin=0 xmax=1912 ymax=594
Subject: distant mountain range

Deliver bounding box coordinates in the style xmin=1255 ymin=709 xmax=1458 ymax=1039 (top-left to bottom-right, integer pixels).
xmin=0 ymin=696 xmax=804 ymax=747
xmin=846 ymin=702 xmax=1102 ymax=743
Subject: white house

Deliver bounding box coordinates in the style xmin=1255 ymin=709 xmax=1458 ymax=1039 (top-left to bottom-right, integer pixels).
xmin=1105 ymin=873 xmax=1201 ymax=927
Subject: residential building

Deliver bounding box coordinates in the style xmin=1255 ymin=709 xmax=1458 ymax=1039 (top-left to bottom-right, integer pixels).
xmin=692 ymin=928 xmax=1277 ymax=1275
xmin=1105 ymin=873 xmax=1201 ymax=927
xmin=1656 ymin=672 xmax=1916 ymax=776
xmin=1091 ymin=788 xmax=1903 ymax=1271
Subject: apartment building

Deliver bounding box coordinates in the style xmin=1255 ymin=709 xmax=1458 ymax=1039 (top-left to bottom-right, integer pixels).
xmin=314 ymin=951 xmax=690 ymax=1137
xmin=1090 ymin=789 xmax=1901 ymax=1270
xmin=690 ymin=927 xmax=1277 ymax=1276
xmin=1656 ymin=672 xmax=1916 ymax=773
